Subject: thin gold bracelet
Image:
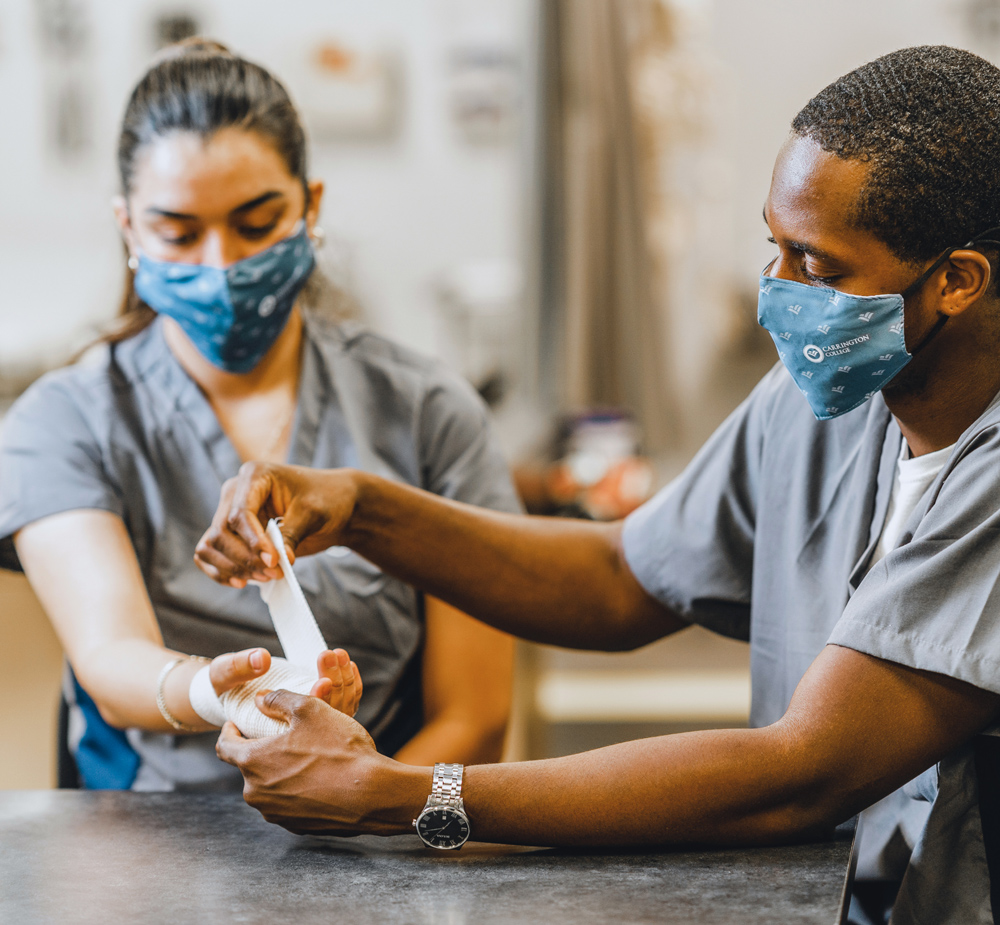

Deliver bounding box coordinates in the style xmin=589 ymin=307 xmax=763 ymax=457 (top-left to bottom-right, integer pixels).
xmin=155 ymin=656 xmax=210 ymax=733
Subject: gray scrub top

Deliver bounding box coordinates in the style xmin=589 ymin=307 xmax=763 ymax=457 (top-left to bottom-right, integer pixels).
xmin=0 ymin=310 xmax=520 ymax=791
xmin=623 ymin=363 xmax=1000 ymax=925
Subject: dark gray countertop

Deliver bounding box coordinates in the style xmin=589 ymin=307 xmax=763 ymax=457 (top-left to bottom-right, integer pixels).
xmin=0 ymin=791 xmax=852 ymax=925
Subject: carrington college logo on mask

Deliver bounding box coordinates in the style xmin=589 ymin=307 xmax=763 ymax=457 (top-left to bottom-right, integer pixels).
xmin=758 ymin=273 xmax=912 ymax=421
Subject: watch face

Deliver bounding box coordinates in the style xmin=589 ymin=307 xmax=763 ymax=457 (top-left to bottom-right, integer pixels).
xmin=416 ymin=807 xmax=470 ymax=849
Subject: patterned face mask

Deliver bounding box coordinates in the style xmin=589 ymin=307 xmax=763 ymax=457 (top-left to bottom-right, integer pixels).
xmin=133 ymin=221 xmax=315 ymax=374
xmin=757 ymin=227 xmax=1000 ymax=420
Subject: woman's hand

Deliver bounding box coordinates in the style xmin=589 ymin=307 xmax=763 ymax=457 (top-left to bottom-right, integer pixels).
xmin=194 ymin=462 xmax=360 ymax=588
xmin=216 ymin=689 xmax=428 ymax=836
xmin=208 ymin=646 xmax=363 ymax=717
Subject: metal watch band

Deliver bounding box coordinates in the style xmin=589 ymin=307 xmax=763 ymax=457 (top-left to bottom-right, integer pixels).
xmin=430 ymin=763 xmax=464 ymax=807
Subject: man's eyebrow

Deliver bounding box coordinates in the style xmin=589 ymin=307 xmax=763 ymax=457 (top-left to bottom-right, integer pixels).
xmin=143 ymin=191 xmax=286 ymax=221
xmin=762 ymin=205 xmax=838 ymax=260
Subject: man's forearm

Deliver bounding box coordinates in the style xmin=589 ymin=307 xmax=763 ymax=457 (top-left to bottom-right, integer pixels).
xmin=223 ymin=648 xmax=998 ymax=849
xmin=342 ymin=472 xmax=682 ymax=650
xmin=371 ymin=725 xmax=846 ymax=848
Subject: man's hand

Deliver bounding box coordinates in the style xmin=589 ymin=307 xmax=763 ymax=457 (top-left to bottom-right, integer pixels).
xmin=195 ymin=458 xmax=681 ymax=652
xmin=216 ymin=690 xmax=429 ymax=836
xmin=194 ymin=462 xmax=360 ymax=588
xmin=209 ymin=647 xmax=363 ymax=717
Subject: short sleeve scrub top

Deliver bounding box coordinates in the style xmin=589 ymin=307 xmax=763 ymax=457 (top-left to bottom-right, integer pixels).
xmin=621 ymin=363 xmax=1000 ymax=925
xmin=0 ymin=307 xmax=521 ymax=791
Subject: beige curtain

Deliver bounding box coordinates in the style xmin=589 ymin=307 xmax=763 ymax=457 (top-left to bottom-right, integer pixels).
xmin=542 ymin=0 xmax=682 ymax=453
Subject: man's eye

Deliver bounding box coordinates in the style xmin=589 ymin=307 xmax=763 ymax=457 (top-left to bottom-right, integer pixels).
xmin=802 ymin=267 xmax=840 ymax=286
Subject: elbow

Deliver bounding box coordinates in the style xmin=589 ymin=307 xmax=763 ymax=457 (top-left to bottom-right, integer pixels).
xmin=595 ymin=601 xmax=681 ymax=651
xmin=728 ymin=725 xmax=862 ymax=844
xmin=427 ymin=709 xmax=511 ymax=765
xmin=94 ymin=700 xmax=132 ymax=731
xmin=468 ymin=708 xmax=511 ymax=763
xmin=480 ymin=724 xmax=509 ymax=764
xmin=747 ymin=794 xmax=853 ymax=845
xmin=73 ymin=671 xmax=131 ymax=730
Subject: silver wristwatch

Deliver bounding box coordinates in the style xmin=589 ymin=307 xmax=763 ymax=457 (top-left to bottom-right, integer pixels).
xmin=413 ymin=763 xmax=471 ymax=849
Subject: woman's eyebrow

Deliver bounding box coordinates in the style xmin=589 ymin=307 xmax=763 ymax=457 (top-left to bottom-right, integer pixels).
xmin=144 ymin=207 xmax=197 ymax=220
xmin=143 ymin=191 xmax=286 ymax=221
xmin=231 ymin=191 xmax=285 ymax=215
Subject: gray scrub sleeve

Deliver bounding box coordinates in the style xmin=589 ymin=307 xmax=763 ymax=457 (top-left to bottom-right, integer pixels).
xmin=0 ymin=369 xmax=123 ymax=570
xmin=418 ymin=375 xmax=520 ymax=513
xmin=621 ymin=366 xmax=783 ymax=641
xmin=830 ymin=422 xmax=1000 ymax=693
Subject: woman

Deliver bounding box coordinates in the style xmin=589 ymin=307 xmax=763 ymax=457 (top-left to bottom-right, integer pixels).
xmin=0 ymin=39 xmax=517 ymax=790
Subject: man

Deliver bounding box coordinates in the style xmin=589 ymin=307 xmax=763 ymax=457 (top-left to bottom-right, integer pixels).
xmin=196 ymin=47 xmax=1000 ymax=924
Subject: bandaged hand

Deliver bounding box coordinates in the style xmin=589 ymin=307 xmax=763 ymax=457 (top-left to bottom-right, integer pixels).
xmin=191 ymin=647 xmax=363 ymax=738
xmin=191 ymin=519 xmax=360 ymax=738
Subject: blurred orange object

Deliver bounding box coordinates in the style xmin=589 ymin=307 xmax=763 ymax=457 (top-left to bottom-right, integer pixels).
xmin=523 ymin=411 xmax=655 ymax=520
xmin=315 ymin=44 xmax=355 ymax=73
xmin=580 ymin=457 xmax=654 ymax=520
xmin=546 ymin=456 xmax=653 ymax=520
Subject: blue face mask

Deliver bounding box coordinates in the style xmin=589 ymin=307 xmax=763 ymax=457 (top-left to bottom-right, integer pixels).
xmin=133 ymin=222 xmax=315 ymax=374
xmin=757 ymin=228 xmax=1000 ymax=420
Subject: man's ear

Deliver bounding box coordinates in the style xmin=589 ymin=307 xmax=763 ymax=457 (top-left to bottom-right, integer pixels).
xmin=936 ymin=249 xmax=993 ymax=317
xmin=111 ymin=195 xmax=136 ymax=258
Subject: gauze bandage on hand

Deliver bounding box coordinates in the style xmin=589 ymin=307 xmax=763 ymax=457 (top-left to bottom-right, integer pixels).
xmin=189 ymin=519 xmax=329 ymax=737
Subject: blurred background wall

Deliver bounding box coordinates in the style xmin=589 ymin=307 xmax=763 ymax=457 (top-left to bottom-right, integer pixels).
xmin=3 ymin=0 xmax=999 ymax=787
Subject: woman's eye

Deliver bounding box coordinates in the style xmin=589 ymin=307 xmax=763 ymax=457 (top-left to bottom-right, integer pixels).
xmin=161 ymin=232 xmax=198 ymax=246
xmin=239 ymin=222 xmax=279 ymax=240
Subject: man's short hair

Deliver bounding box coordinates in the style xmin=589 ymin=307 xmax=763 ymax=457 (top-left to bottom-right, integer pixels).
xmin=792 ymin=45 xmax=1000 ymax=265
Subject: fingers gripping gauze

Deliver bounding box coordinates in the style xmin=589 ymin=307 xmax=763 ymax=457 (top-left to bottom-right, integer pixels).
xmin=188 ymin=519 xmax=329 ymax=737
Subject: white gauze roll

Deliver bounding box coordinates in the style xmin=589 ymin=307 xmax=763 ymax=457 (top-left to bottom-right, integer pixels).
xmin=189 ymin=519 xmax=330 ymax=737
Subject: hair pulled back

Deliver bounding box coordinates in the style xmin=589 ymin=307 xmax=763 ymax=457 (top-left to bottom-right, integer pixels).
xmin=111 ymin=38 xmax=311 ymax=342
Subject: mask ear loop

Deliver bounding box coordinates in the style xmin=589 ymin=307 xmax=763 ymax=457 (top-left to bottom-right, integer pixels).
xmin=901 ymin=226 xmax=1000 ymax=356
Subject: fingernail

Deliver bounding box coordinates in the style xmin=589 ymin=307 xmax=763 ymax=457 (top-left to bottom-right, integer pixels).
xmin=261 ymin=552 xmax=275 ymax=568
xmin=250 ymin=650 xmax=264 ymax=671
xmin=338 ymin=650 xmax=349 ymax=666
xmin=229 ymin=577 xmax=243 ymax=588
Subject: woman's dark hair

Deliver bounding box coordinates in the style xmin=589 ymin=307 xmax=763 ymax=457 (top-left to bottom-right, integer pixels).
xmin=109 ymin=37 xmax=315 ymax=343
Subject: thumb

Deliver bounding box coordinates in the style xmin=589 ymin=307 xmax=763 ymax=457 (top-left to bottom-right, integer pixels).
xmin=278 ymin=496 xmax=337 ymax=563
xmin=277 ymin=509 xmax=319 ymax=566
xmin=279 ymin=525 xmax=297 ymax=565
xmin=211 ymin=648 xmax=270 ymax=696
xmin=254 ymin=687 xmax=315 ymax=723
